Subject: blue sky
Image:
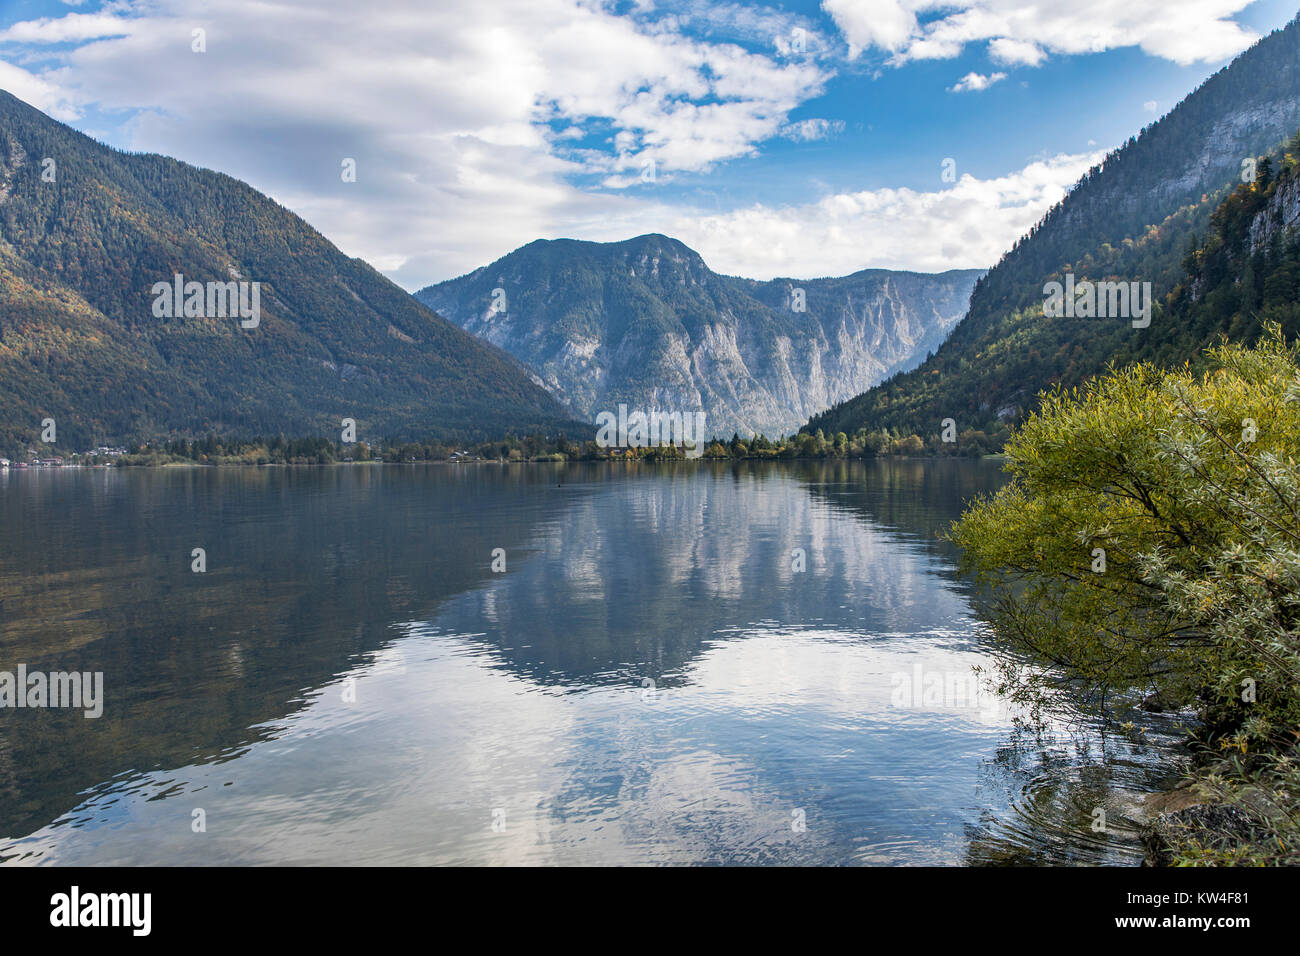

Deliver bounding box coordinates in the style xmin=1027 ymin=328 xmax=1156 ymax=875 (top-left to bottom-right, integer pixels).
xmin=1 ymin=0 xmax=1297 ymax=286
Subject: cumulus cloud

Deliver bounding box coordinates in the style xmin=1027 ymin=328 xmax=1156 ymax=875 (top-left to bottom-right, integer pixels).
xmin=0 ymin=1 xmax=1111 ymax=289
xmin=649 ymin=0 xmax=831 ymax=60
xmin=666 ymin=150 xmax=1106 ymax=278
xmin=987 ymin=36 xmax=1044 ymax=66
xmin=0 ymin=0 xmax=833 ymax=286
xmin=821 ymin=0 xmax=1258 ymax=67
xmin=948 ymin=71 xmax=1006 ymax=93
xmin=0 ymin=57 xmax=80 ymax=119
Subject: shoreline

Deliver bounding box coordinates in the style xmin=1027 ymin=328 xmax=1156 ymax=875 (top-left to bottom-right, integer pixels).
xmin=2 ymin=453 xmax=1010 ymax=470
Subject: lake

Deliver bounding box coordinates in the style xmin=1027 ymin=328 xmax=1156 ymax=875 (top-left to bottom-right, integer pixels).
xmin=0 ymin=460 xmax=1184 ymax=865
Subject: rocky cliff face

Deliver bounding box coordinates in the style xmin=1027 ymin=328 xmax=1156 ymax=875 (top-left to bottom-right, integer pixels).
xmin=1163 ymin=99 xmax=1300 ymax=202
xmin=415 ymin=234 xmax=980 ymax=437
xmin=1249 ymin=168 xmax=1300 ymax=253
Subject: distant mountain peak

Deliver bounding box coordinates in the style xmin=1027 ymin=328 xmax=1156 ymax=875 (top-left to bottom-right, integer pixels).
xmin=417 ymin=234 xmax=981 ymax=436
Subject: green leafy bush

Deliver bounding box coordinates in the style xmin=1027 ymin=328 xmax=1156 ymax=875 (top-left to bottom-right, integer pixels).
xmin=953 ymin=330 xmax=1300 ymax=862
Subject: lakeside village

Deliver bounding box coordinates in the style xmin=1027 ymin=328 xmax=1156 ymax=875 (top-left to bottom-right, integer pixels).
xmin=1 ymin=445 xmax=129 ymax=468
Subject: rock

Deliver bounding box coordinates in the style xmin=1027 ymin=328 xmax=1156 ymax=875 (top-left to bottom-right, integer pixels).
xmin=1143 ymin=785 xmax=1204 ymax=815
xmin=1139 ymin=691 xmax=1175 ymax=712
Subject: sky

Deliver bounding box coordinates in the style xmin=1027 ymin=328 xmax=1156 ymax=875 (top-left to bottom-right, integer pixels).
xmin=0 ymin=0 xmax=1297 ymax=289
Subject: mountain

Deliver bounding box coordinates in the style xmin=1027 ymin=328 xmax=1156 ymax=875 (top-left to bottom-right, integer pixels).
xmin=1166 ymin=129 xmax=1300 ymax=346
xmin=0 ymin=90 xmax=581 ymax=456
xmin=807 ymin=15 xmax=1300 ymax=443
xmin=416 ymin=234 xmax=980 ymax=437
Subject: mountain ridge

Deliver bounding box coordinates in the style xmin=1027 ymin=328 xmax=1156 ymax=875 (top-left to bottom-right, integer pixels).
xmin=0 ymin=89 xmax=583 ymax=456
xmin=416 ymin=233 xmax=981 ymax=437
xmin=806 ymin=15 xmax=1300 ymax=442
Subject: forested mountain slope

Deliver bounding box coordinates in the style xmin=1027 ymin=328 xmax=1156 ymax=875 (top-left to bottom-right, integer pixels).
xmin=417 ymin=234 xmax=979 ymax=437
xmin=807 ymin=16 xmax=1300 ymax=443
xmin=0 ymin=90 xmax=580 ymax=456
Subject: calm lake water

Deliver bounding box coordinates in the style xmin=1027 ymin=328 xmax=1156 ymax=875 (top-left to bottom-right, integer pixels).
xmin=0 ymin=460 xmax=1184 ymax=865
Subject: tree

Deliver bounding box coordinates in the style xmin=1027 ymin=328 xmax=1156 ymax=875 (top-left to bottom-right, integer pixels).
xmin=894 ymin=435 xmax=924 ymax=455
xmin=953 ymin=331 xmax=1300 ymax=862
xmin=952 ymin=328 xmax=1300 ymax=747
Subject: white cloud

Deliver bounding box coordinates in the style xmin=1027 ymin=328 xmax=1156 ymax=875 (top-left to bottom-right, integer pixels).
xmin=988 ymin=36 xmax=1044 ymax=66
xmin=1143 ymin=99 xmax=1158 ymax=112
xmin=0 ymin=13 xmax=132 ymax=44
xmin=948 ymin=71 xmax=1006 ymax=93
xmin=665 ymin=150 xmax=1106 ymax=278
xmin=822 ymin=0 xmax=1258 ymax=67
xmin=0 ymin=58 xmax=79 ymax=119
xmin=0 ymin=0 xmax=831 ymax=286
xmin=821 ymin=0 xmax=917 ymax=55
xmin=0 ymin=2 xmax=1113 ymax=290
xmin=649 ymin=0 xmax=830 ymax=60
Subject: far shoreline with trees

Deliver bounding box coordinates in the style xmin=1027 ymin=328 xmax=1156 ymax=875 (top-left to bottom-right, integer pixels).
xmin=8 ymin=424 xmax=1008 ymax=468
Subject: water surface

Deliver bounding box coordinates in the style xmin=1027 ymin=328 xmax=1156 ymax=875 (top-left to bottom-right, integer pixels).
xmin=0 ymin=460 xmax=1183 ymax=865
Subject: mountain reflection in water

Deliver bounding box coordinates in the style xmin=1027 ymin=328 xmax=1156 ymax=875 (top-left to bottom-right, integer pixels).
xmin=0 ymin=461 xmax=1183 ymax=865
